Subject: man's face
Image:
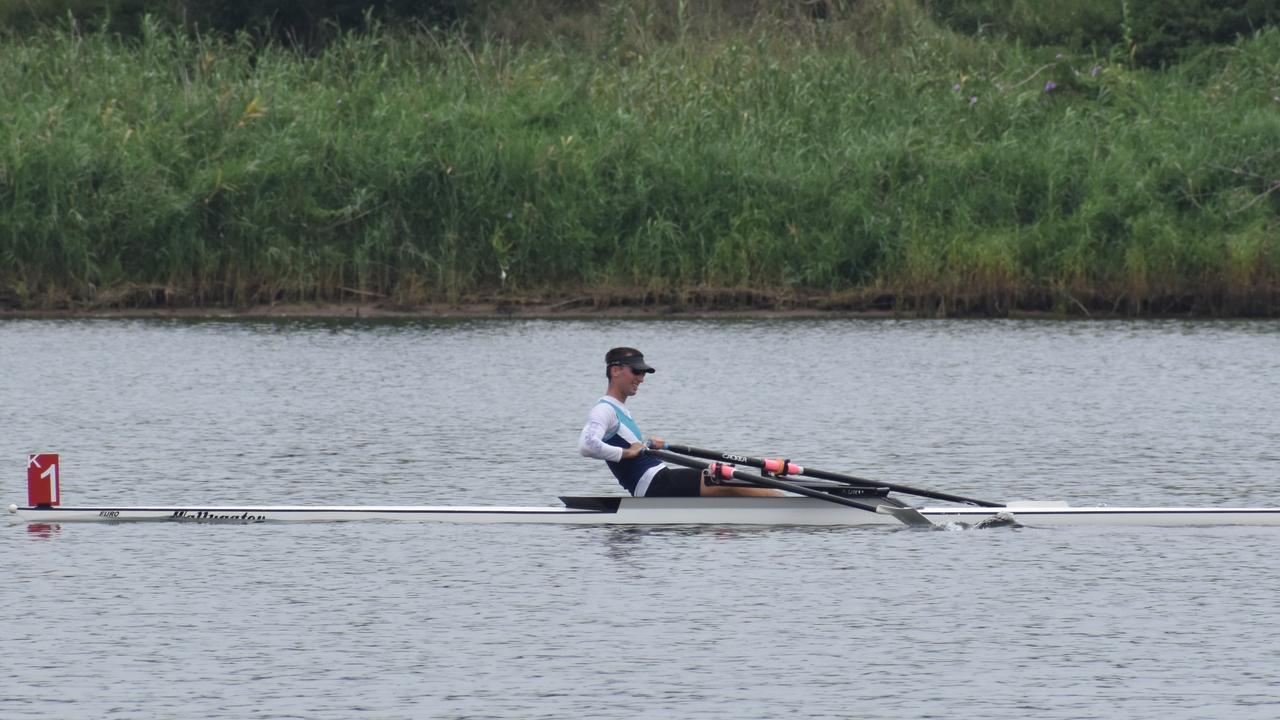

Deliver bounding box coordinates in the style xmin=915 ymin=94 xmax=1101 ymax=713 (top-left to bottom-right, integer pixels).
xmin=614 ymin=364 xmax=647 ymax=397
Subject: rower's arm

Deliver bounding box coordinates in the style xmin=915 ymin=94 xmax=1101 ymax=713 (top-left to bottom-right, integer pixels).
xmin=578 ymin=404 xmax=624 ymax=462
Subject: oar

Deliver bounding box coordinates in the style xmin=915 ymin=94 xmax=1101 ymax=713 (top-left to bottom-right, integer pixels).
xmin=645 ymin=448 xmax=935 ymax=528
xmin=660 ymin=442 xmax=1004 ymax=508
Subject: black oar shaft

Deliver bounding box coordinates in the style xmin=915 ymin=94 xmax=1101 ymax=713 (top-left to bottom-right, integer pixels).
xmin=646 ymin=448 xmax=883 ymax=516
xmin=662 ymin=442 xmax=1004 ymax=508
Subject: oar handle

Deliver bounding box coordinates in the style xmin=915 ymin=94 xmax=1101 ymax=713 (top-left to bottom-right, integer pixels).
xmin=661 ymin=442 xmax=1004 ymax=508
xmin=662 ymin=442 xmax=861 ymax=482
xmin=646 ymin=448 xmax=877 ymax=513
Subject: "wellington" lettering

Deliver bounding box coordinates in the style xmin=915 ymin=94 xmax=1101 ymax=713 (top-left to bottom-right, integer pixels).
xmin=169 ymin=510 xmax=267 ymax=523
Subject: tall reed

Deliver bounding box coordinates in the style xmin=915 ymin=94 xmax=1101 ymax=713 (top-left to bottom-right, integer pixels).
xmin=0 ymin=12 xmax=1276 ymax=314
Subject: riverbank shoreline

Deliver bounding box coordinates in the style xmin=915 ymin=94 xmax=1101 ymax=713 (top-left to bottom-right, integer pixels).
xmin=4 ymin=298 xmax=1274 ymax=321
xmin=0 ymin=300 xmax=919 ymax=321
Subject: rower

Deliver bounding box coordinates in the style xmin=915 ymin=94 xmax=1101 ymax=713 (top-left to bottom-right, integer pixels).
xmin=577 ymin=347 xmax=779 ymax=498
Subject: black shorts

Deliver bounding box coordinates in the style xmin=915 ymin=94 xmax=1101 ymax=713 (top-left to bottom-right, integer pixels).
xmin=642 ymin=467 xmax=703 ymax=497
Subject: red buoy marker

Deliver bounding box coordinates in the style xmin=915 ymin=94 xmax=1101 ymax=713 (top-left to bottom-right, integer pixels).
xmin=27 ymin=454 xmax=60 ymax=507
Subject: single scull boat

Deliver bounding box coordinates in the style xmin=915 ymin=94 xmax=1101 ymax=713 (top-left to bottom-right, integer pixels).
xmin=11 ymin=452 xmax=1280 ymax=528
xmin=11 ymin=495 xmax=1280 ymax=527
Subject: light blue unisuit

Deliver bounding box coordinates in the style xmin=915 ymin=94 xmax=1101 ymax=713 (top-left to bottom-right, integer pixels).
xmin=585 ymin=396 xmax=663 ymax=496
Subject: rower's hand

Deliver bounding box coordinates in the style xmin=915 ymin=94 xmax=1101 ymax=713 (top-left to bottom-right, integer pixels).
xmin=647 ymin=437 xmax=666 ymax=450
xmin=622 ymin=442 xmax=647 ymax=459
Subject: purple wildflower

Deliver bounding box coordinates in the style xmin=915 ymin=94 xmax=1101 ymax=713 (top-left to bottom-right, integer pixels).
xmin=1091 ymin=65 xmax=1102 ymax=78
xmin=1044 ymin=81 xmax=1058 ymax=93
xmin=969 ymin=96 xmax=978 ymax=106
xmin=506 ymin=211 xmax=514 ymax=220
xmin=952 ymin=83 xmax=961 ymax=92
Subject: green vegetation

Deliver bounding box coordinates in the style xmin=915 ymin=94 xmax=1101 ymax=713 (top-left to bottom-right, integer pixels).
xmin=929 ymin=0 xmax=1279 ymax=67
xmin=1 ymin=3 xmax=1278 ymax=315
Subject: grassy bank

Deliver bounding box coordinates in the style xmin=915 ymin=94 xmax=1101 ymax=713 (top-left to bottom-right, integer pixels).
xmin=1 ymin=10 xmax=1278 ymax=315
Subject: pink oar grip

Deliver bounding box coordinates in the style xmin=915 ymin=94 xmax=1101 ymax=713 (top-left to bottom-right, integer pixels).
xmin=710 ymin=462 xmax=736 ymax=479
xmin=764 ymin=458 xmax=802 ymax=476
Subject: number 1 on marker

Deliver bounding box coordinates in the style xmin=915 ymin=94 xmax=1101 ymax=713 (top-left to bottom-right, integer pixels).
xmin=27 ymin=454 xmax=60 ymax=507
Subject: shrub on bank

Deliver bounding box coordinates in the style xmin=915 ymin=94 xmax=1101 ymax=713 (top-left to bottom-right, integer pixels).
xmin=1122 ymin=0 xmax=1280 ymax=67
xmin=927 ymin=0 xmax=1124 ymax=50
xmin=0 ymin=0 xmax=461 ymax=40
xmin=11 ymin=1 xmax=1278 ymax=66
xmin=927 ymin=0 xmax=1279 ymax=67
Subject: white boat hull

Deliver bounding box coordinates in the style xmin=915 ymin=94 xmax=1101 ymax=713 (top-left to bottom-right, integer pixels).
xmin=11 ymin=497 xmax=1280 ymax=527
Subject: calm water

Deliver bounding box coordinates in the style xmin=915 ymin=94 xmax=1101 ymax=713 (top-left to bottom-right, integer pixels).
xmin=2 ymin=318 xmax=1279 ymax=719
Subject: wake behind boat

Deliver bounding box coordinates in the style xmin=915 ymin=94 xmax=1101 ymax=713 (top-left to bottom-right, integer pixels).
xmin=11 ymin=451 xmax=1280 ymax=528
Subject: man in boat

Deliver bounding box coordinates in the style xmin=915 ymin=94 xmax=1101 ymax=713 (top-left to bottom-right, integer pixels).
xmin=578 ymin=347 xmax=778 ymax=498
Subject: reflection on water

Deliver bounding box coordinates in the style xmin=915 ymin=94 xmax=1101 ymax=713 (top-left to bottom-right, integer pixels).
xmin=24 ymin=522 xmax=60 ymax=539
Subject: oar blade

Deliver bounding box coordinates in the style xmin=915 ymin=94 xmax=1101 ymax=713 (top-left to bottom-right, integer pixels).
xmin=875 ymin=504 xmax=935 ymax=528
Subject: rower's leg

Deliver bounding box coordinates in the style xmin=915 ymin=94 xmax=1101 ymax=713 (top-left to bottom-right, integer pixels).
xmin=645 ymin=467 xmax=782 ymax=497
xmin=699 ymin=475 xmax=783 ymax=497
xmin=701 ymin=483 xmax=782 ymax=497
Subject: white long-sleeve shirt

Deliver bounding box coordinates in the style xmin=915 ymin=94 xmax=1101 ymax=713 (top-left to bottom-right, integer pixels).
xmin=578 ymin=397 xmax=625 ymax=462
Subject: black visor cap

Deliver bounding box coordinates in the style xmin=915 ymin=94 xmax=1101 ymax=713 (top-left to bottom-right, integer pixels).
xmin=613 ymin=355 xmax=655 ymax=374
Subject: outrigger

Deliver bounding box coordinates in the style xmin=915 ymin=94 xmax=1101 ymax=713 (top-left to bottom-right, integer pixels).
xmin=10 ymin=449 xmax=1280 ymax=528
